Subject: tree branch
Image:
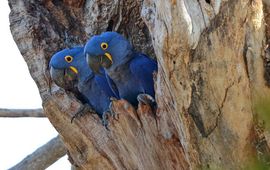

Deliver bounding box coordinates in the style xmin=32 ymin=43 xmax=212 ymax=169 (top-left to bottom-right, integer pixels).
xmin=9 ymin=135 xmax=66 ymax=170
xmin=0 ymin=108 xmax=45 ymax=117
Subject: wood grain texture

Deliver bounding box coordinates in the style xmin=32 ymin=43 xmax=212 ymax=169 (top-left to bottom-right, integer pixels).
xmin=143 ymin=0 xmax=270 ymax=169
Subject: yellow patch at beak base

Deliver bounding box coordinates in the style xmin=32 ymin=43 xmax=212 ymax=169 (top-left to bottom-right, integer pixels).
xmin=104 ymin=53 xmax=113 ymax=63
xmin=69 ymin=66 xmax=78 ymax=74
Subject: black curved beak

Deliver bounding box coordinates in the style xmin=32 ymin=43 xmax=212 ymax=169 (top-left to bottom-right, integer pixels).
xmin=50 ymin=66 xmax=78 ymax=89
xmin=50 ymin=66 xmax=66 ymax=88
xmin=86 ymin=53 xmax=102 ymax=75
xmin=86 ymin=53 xmax=113 ymax=75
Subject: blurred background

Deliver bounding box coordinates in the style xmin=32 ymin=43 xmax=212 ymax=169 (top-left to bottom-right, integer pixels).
xmin=0 ymin=1 xmax=69 ymax=169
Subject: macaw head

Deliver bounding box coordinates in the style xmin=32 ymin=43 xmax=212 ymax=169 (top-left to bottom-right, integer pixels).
xmin=84 ymin=31 xmax=132 ymax=74
xmin=49 ymin=46 xmax=92 ymax=88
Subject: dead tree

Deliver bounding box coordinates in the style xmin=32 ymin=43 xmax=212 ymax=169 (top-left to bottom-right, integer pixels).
xmin=0 ymin=109 xmax=67 ymax=169
xmin=9 ymin=136 xmax=66 ymax=170
xmin=8 ymin=0 xmax=270 ymax=169
xmin=0 ymin=108 xmax=44 ymax=117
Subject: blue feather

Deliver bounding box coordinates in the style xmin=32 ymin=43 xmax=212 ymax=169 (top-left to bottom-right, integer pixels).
xmin=130 ymin=53 xmax=157 ymax=98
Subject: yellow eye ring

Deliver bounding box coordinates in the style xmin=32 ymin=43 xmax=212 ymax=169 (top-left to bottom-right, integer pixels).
xmin=101 ymin=42 xmax=108 ymax=50
xmin=65 ymin=55 xmax=73 ymax=63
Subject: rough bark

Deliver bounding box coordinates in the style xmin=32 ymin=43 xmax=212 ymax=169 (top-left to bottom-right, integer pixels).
xmin=0 ymin=108 xmax=44 ymax=117
xmin=9 ymin=136 xmax=66 ymax=170
xmin=8 ymin=0 xmax=270 ymax=169
xmin=142 ymin=0 xmax=270 ymax=168
xmin=264 ymin=0 xmax=270 ymax=85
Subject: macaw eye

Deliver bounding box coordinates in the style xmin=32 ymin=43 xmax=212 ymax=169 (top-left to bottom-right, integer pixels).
xmin=65 ymin=55 xmax=73 ymax=63
xmin=101 ymin=42 xmax=108 ymax=50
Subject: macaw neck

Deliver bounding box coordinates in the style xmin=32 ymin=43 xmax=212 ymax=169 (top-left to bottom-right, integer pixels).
xmin=105 ymin=56 xmax=133 ymax=84
xmin=109 ymin=50 xmax=134 ymax=72
xmin=77 ymin=64 xmax=93 ymax=82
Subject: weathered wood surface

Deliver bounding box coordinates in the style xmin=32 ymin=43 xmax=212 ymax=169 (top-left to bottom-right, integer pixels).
xmin=8 ymin=0 xmax=270 ymax=169
xmin=143 ymin=0 xmax=270 ymax=168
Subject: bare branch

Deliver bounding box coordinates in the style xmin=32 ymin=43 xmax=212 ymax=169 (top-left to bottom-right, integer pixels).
xmin=0 ymin=108 xmax=45 ymax=117
xmin=9 ymin=136 xmax=67 ymax=170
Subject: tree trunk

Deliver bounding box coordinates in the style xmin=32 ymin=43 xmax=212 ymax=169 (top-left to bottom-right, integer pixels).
xmin=8 ymin=0 xmax=270 ymax=169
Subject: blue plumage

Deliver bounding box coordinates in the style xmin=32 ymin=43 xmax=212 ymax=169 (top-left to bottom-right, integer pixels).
xmin=95 ymin=68 xmax=120 ymax=99
xmin=130 ymin=53 xmax=157 ymax=98
xmin=49 ymin=46 xmax=118 ymax=118
xmin=84 ymin=32 xmax=157 ymax=106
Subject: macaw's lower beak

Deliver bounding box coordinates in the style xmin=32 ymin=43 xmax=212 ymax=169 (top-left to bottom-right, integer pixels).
xmin=50 ymin=66 xmax=65 ymax=88
xmin=86 ymin=53 xmax=113 ymax=75
xmin=50 ymin=66 xmax=77 ymax=89
xmin=101 ymin=53 xmax=113 ymax=68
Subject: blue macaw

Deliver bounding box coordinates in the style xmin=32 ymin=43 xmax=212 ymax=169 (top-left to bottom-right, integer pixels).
xmin=49 ymin=60 xmax=89 ymax=104
xmin=49 ymin=46 xmax=118 ymax=126
xmin=84 ymin=32 xmax=157 ymax=106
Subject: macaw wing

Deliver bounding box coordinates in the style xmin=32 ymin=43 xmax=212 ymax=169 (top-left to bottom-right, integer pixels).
xmin=130 ymin=53 xmax=157 ymax=97
xmin=94 ymin=68 xmax=119 ymax=98
xmin=105 ymin=73 xmax=120 ymax=99
xmin=70 ymin=86 xmax=89 ymax=104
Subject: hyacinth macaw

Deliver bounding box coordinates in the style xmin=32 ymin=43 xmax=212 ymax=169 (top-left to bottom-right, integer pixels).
xmin=50 ymin=61 xmax=89 ymax=104
xmin=49 ymin=46 xmax=118 ymax=126
xmin=84 ymin=32 xmax=157 ymax=106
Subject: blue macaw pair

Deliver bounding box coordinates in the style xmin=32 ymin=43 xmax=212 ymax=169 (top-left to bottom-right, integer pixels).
xmin=49 ymin=32 xmax=157 ymax=127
